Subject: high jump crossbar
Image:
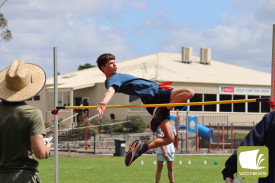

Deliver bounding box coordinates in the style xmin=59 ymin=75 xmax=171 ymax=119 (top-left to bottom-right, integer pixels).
xmin=56 ymin=98 xmax=269 ymax=110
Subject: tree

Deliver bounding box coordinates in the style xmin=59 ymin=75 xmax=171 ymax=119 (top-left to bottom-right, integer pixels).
xmin=78 ymin=63 xmax=96 ymax=71
xmin=0 ymin=0 xmax=12 ymax=42
xmin=124 ymin=116 xmax=147 ymax=133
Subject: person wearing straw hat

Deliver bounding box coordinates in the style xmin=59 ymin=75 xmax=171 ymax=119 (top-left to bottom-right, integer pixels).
xmin=0 ymin=60 xmax=51 ymax=183
xmin=96 ymin=53 xmax=194 ymax=167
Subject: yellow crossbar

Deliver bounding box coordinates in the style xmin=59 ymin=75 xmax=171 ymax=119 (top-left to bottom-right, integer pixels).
xmin=57 ymin=98 xmax=269 ymax=110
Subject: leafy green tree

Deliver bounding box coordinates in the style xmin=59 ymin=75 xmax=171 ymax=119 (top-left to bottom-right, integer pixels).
xmin=78 ymin=63 xmax=96 ymax=71
xmin=124 ymin=116 xmax=146 ymax=133
xmin=0 ymin=0 xmax=12 ymax=42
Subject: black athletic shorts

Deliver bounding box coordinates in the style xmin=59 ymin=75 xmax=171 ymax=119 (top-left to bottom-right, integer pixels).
xmin=141 ymin=88 xmax=173 ymax=118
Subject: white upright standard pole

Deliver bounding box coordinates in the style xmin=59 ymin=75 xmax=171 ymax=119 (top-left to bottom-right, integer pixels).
xmin=271 ymin=25 xmax=275 ymax=111
xmin=53 ymin=47 xmax=59 ymax=183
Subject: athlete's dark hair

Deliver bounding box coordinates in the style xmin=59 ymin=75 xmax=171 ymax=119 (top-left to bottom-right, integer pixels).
xmin=96 ymin=53 xmax=115 ymax=72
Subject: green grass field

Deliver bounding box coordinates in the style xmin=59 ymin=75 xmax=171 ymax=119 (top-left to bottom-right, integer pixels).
xmin=38 ymin=155 xmax=258 ymax=183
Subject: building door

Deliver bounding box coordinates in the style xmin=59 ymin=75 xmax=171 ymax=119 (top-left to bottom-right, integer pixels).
xmin=74 ymin=97 xmax=82 ymax=122
xmin=74 ymin=97 xmax=82 ymax=106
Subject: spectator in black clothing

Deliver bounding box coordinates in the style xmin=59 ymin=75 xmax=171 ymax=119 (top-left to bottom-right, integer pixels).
xmin=222 ymin=111 xmax=275 ymax=183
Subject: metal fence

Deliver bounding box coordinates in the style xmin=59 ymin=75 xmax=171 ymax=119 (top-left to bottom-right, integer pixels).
xmin=47 ymin=114 xmax=256 ymax=154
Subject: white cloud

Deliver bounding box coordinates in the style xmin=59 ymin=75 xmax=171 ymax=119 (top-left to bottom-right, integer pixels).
xmin=255 ymin=0 xmax=275 ymax=24
xmin=0 ymin=0 xmax=137 ymax=76
xmin=0 ymin=0 xmax=274 ymax=78
xmin=131 ymin=1 xmax=148 ymax=10
xmin=158 ymin=0 xmax=273 ymax=73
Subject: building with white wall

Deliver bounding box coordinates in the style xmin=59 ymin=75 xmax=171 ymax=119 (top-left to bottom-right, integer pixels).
xmin=27 ymin=47 xmax=271 ymax=127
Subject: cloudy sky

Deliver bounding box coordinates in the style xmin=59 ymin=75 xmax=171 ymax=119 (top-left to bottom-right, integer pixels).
xmin=0 ymin=0 xmax=274 ymax=77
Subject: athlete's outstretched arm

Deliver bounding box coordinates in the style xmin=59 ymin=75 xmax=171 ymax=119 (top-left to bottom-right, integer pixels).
xmin=97 ymin=86 xmax=116 ymax=115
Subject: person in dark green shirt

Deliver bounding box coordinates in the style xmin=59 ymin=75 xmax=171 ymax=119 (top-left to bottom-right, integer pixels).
xmin=0 ymin=60 xmax=51 ymax=183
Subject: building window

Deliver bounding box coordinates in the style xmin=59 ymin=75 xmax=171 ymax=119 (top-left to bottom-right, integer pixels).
xmin=63 ymin=91 xmax=70 ymax=106
xmin=47 ymin=91 xmax=71 ymax=111
xmin=248 ymin=95 xmax=259 ymax=113
xmin=190 ymin=94 xmax=202 ymax=111
xmin=189 ymin=94 xmax=216 ymax=112
xmin=26 ymin=95 xmax=40 ymax=101
xmin=34 ymin=95 xmax=40 ymax=101
xmin=233 ymin=95 xmax=245 ymax=112
xmin=220 ymin=94 xmax=232 ymax=112
xmin=204 ymin=94 xmax=216 ymax=112
xmin=127 ymin=92 xmax=269 ymax=113
xmin=261 ymin=96 xmax=270 ymax=113
xmin=219 ymin=94 xmax=269 ymax=113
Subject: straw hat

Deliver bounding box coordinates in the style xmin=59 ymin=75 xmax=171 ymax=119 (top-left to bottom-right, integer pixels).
xmin=0 ymin=60 xmax=46 ymax=102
